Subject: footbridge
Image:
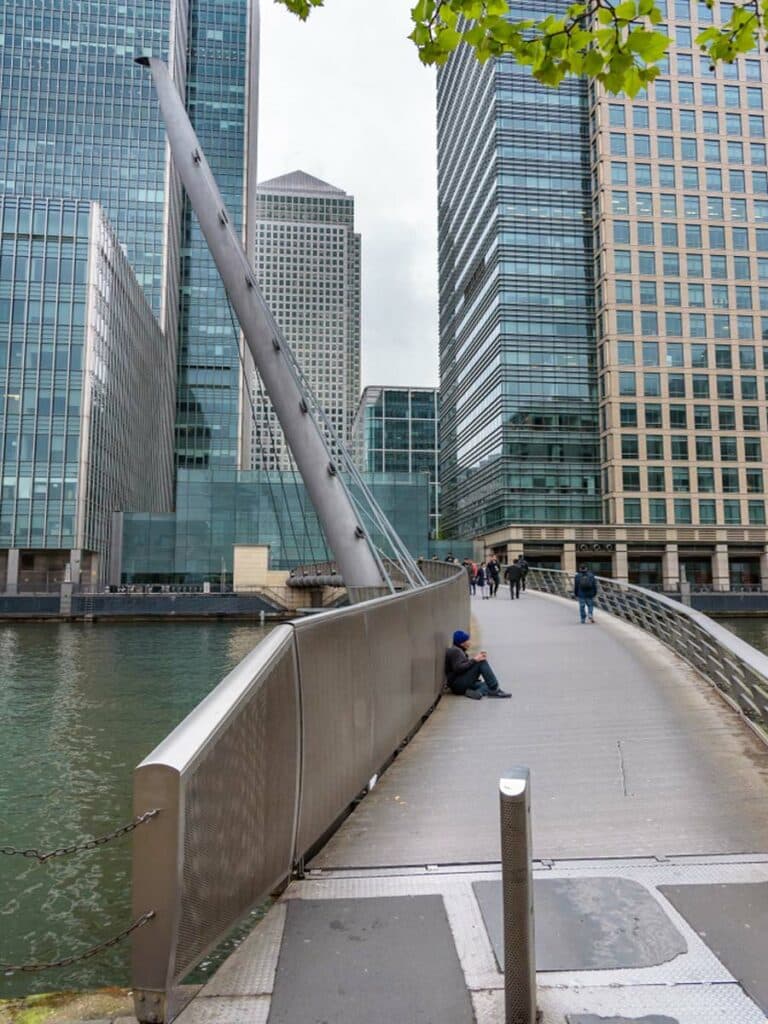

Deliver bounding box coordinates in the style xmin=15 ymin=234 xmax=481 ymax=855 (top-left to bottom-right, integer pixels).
xmin=130 ymin=565 xmax=768 ymax=1024
xmin=127 ymin=64 xmax=768 ymax=1024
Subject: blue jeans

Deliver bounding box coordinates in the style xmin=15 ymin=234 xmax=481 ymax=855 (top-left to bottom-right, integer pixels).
xmin=449 ymin=659 xmax=501 ymax=695
xmin=578 ymin=595 xmax=594 ymax=622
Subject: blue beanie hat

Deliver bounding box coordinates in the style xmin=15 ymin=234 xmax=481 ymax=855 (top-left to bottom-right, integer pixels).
xmin=453 ymin=630 xmax=470 ymax=645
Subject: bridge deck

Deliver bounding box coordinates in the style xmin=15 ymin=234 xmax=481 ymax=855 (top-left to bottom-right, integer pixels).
xmin=314 ymin=589 xmax=768 ymax=866
xmin=179 ymin=590 xmax=768 ymax=1024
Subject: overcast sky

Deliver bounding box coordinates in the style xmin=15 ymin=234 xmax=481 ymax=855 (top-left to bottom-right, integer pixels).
xmin=257 ymin=0 xmax=440 ymax=388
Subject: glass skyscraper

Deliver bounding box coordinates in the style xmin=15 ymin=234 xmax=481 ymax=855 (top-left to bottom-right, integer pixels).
xmin=0 ymin=0 xmax=258 ymax=470
xmin=0 ymin=196 xmax=175 ymax=589
xmin=352 ymin=386 xmax=440 ymax=537
xmin=0 ymin=0 xmax=259 ymax=585
xmin=437 ymin=2 xmax=600 ymax=540
xmin=438 ymin=0 xmax=768 ymax=591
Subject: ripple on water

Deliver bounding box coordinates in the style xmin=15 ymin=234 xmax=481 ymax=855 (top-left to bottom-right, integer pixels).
xmin=0 ymin=620 xmax=271 ymax=997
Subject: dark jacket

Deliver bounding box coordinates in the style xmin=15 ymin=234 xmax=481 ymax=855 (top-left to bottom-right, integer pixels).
xmin=504 ymin=563 xmax=522 ymax=583
xmin=574 ymin=570 xmax=598 ymax=598
xmin=487 ymin=560 xmax=500 ymax=581
xmin=475 ymin=566 xmax=486 ymax=585
xmin=445 ymin=644 xmax=473 ymax=683
xmin=517 ymin=557 xmax=529 ymax=575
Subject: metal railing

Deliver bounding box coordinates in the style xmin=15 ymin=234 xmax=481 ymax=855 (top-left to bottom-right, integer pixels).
xmin=130 ymin=561 xmax=468 ymax=1023
xmin=527 ymin=567 xmax=768 ymax=736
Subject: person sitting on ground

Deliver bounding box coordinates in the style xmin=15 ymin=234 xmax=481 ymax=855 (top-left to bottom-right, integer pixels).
xmin=444 ymin=630 xmax=511 ymax=700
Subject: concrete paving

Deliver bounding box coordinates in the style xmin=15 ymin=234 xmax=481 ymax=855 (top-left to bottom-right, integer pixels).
xmin=174 ymin=590 xmax=768 ymax=1024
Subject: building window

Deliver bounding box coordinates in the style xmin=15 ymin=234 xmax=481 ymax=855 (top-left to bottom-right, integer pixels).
xmin=674 ymin=499 xmax=692 ymax=524
xmin=649 ymin=498 xmax=667 ymax=524
xmin=724 ymin=500 xmax=742 ymax=525
xmin=699 ymin=500 xmax=717 ymax=524
xmin=624 ymin=499 xmax=642 ymax=524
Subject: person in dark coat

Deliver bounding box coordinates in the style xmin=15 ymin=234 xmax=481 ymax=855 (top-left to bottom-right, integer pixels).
xmin=517 ymin=554 xmax=529 ymax=591
xmin=444 ymin=630 xmax=511 ymax=699
xmin=504 ymin=560 xmax=523 ymax=599
xmin=486 ymin=556 xmax=500 ymax=597
xmin=475 ymin=563 xmax=488 ymax=599
xmin=574 ymin=565 xmax=598 ymax=623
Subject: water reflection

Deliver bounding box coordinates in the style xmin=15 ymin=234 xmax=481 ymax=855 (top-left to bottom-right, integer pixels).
xmin=0 ymin=621 xmax=269 ymax=997
xmin=717 ymin=617 xmax=768 ymax=656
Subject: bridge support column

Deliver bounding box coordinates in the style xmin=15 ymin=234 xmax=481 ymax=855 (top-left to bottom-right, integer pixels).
xmin=6 ymin=548 xmax=19 ymax=595
xmin=712 ymin=543 xmax=729 ymax=592
xmin=561 ymin=541 xmax=576 ymax=575
xmin=500 ymin=768 xmax=536 ymax=1024
xmin=68 ymin=549 xmax=82 ymax=586
xmin=612 ymin=542 xmax=628 ymax=583
xmin=662 ymin=543 xmax=679 ymax=592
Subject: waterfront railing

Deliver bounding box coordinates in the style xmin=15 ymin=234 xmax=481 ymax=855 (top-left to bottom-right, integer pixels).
xmin=130 ymin=560 xmax=467 ymax=1023
xmin=527 ymin=567 xmax=768 ymax=739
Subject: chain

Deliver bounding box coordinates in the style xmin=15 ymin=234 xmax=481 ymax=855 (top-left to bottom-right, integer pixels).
xmin=0 ymin=809 xmax=159 ymax=863
xmin=0 ymin=911 xmax=155 ymax=974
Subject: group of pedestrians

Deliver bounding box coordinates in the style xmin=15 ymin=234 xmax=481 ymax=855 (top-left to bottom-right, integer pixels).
xmin=463 ymin=554 xmax=529 ymax=600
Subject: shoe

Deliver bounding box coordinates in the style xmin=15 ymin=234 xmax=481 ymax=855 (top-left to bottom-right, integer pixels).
xmin=487 ymin=688 xmax=512 ymax=699
xmin=464 ymin=689 xmax=483 ymax=700
xmin=589 ymin=617 xmax=595 ymax=623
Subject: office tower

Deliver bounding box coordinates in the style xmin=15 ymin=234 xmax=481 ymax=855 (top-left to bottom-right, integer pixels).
xmin=437 ymin=0 xmax=768 ymax=591
xmin=352 ymin=386 xmax=440 ymax=537
xmin=251 ymin=171 xmax=361 ymax=470
xmin=0 ymin=0 xmax=258 ymax=470
xmin=0 ymin=0 xmax=259 ymax=584
xmin=437 ymin=2 xmax=600 ymax=542
xmin=0 ymin=196 xmax=174 ymax=589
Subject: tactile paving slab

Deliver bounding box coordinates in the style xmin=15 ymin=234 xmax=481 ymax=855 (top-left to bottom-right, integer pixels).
xmin=474 ymin=877 xmax=686 ymax=971
xmin=659 ymin=882 xmax=768 ymax=1014
xmin=267 ymin=895 xmax=474 ymax=1023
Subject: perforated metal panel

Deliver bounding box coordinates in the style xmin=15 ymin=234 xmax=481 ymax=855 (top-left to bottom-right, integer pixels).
xmin=133 ymin=567 xmax=470 ymax=1023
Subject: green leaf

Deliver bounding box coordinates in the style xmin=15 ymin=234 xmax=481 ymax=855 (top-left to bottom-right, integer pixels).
xmin=615 ymin=1 xmax=637 ymax=20
xmin=626 ymin=27 xmax=669 ymax=62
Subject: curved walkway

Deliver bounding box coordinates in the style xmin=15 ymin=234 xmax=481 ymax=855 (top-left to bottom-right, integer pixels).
xmin=178 ymin=591 xmax=768 ymax=1024
xmin=313 ymin=588 xmax=768 ymax=866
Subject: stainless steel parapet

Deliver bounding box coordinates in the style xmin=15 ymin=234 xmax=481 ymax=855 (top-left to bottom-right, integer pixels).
xmin=499 ymin=768 xmax=536 ymax=1024
xmin=527 ymin=567 xmax=768 ymax=739
xmin=131 ymin=562 xmax=468 ymax=1023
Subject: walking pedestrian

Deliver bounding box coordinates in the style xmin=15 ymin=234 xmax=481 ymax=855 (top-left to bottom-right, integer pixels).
xmin=487 ymin=556 xmax=500 ymax=597
xmin=517 ymin=554 xmax=529 ymax=591
xmin=504 ymin=560 xmax=522 ymax=599
xmin=475 ymin=563 xmax=488 ymax=599
xmin=574 ymin=565 xmax=598 ymax=624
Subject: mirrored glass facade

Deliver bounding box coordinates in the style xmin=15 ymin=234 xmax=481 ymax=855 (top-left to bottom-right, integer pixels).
xmin=437 ymin=0 xmax=600 ymax=538
xmin=352 ymin=386 xmax=440 ymax=537
xmin=0 ymin=0 xmax=259 ymax=476
xmin=120 ymin=468 xmax=430 ymax=581
xmin=0 ymin=196 xmax=175 ymax=582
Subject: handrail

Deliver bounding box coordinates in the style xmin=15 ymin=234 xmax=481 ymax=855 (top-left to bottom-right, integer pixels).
xmin=131 ymin=561 xmax=468 ymax=1023
xmin=526 ymin=567 xmax=768 ymax=738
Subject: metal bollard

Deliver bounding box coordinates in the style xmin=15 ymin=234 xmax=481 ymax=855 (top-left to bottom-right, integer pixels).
xmin=499 ymin=768 xmax=536 ymax=1024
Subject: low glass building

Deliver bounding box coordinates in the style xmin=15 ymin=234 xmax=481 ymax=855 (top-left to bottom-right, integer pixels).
xmin=118 ymin=468 xmax=431 ymax=583
xmin=0 ymin=196 xmax=175 ymax=590
xmin=352 ymin=386 xmax=440 ymax=538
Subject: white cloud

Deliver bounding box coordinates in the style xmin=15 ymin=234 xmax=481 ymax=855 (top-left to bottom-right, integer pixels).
xmin=258 ymin=0 xmax=439 ymax=388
